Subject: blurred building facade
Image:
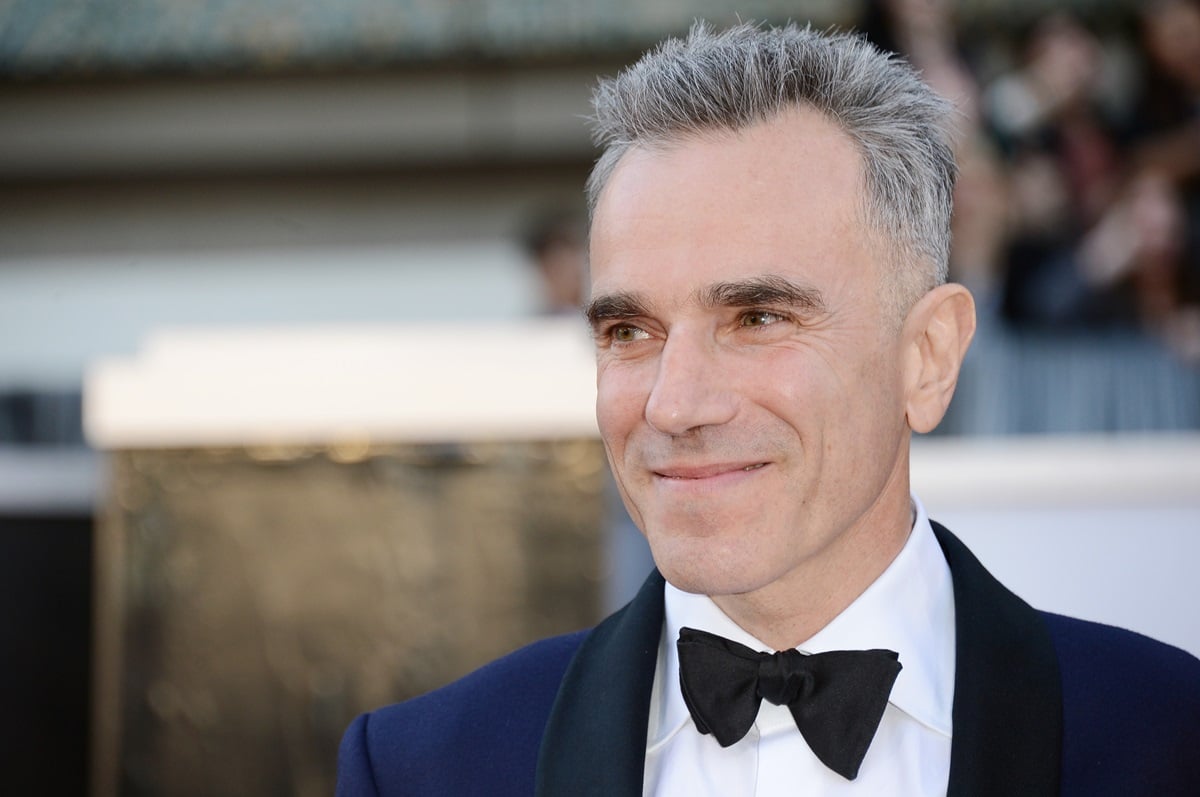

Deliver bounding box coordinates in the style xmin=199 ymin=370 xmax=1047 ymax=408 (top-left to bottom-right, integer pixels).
xmin=3 ymin=0 xmax=1198 ymax=440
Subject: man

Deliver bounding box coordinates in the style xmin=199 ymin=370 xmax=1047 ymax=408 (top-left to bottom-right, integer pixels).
xmin=338 ymin=22 xmax=1200 ymax=796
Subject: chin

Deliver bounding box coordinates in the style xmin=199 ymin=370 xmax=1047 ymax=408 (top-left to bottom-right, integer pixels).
xmin=658 ymin=564 xmax=769 ymax=598
xmin=648 ymin=536 xmax=770 ymax=598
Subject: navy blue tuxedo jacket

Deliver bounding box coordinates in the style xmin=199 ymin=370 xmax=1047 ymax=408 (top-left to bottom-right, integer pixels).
xmin=337 ymin=524 xmax=1200 ymax=796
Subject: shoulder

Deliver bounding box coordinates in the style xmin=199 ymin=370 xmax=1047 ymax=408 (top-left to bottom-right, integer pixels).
xmin=337 ymin=629 xmax=589 ymax=797
xmin=1043 ymin=611 xmax=1200 ymax=710
xmin=1043 ymin=611 xmax=1200 ymax=680
xmin=1041 ymin=612 xmax=1200 ymax=793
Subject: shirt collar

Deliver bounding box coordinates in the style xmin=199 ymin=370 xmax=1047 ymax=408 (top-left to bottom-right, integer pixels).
xmin=648 ymin=495 xmax=956 ymax=748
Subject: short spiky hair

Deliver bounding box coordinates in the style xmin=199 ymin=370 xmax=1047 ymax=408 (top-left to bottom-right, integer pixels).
xmin=586 ymin=21 xmax=957 ymax=315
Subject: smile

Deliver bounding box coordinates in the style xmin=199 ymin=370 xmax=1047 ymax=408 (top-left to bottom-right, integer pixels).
xmin=654 ymin=462 xmax=768 ymax=480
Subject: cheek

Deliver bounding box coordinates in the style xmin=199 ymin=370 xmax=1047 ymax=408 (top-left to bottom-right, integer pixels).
xmin=595 ymin=364 xmax=647 ymax=450
xmin=764 ymin=347 xmax=899 ymax=456
xmin=856 ymin=348 xmax=908 ymax=426
xmin=822 ymin=355 xmax=907 ymax=478
xmin=755 ymin=352 xmax=827 ymax=430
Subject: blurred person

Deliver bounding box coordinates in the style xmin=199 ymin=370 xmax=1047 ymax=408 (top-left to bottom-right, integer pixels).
xmin=522 ymin=210 xmax=589 ymax=315
xmin=993 ymin=4 xmax=1200 ymax=354
xmin=1133 ymin=0 xmax=1200 ymax=185
xmin=1080 ymin=168 xmax=1200 ymax=362
xmin=522 ymin=208 xmax=657 ymax=610
xmin=984 ymin=14 xmax=1140 ymax=329
xmin=860 ymin=0 xmax=980 ymax=121
xmin=338 ymin=23 xmax=1200 ymax=796
xmin=938 ymin=11 xmax=1200 ymax=433
xmin=1126 ymin=0 xmax=1200 ymax=360
xmin=998 ymin=148 xmax=1119 ymax=327
xmin=861 ymin=0 xmax=1009 ymax=304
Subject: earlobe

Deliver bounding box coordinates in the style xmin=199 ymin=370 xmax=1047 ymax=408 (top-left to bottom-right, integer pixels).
xmin=903 ymin=284 xmax=976 ymax=434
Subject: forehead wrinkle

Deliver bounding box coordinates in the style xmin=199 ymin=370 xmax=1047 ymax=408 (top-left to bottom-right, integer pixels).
xmin=698 ymin=275 xmax=828 ymax=313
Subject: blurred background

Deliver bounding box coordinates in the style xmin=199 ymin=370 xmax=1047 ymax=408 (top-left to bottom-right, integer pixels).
xmin=2 ymin=0 xmax=1198 ymax=794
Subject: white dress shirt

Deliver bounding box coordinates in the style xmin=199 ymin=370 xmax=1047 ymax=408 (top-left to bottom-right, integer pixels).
xmin=643 ymin=496 xmax=956 ymax=796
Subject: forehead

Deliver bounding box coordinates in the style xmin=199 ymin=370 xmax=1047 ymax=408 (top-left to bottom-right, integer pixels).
xmin=588 ymin=108 xmax=878 ymax=301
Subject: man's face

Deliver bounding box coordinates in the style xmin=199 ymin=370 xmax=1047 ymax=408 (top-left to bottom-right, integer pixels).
xmin=588 ymin=108 xmax=914 ymax=600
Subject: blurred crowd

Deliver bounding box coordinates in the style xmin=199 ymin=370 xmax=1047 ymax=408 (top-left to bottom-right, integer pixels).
xmin=523 ymin=1 xmax=1200 ymax=434
xmin=861 ymin=0 xmax=1200 ymax=363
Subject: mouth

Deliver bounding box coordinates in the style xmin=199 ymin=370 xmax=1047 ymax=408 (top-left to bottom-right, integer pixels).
xmin=653 ymin=462 xmax=769 ymax=480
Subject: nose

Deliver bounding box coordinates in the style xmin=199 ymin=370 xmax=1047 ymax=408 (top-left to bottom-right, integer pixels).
xmin=644 ymin=333 xmax=738 ymax=436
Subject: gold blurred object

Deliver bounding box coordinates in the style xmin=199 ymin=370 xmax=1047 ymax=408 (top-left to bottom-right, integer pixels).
xmin=94 ymin=441 xmax=606 ymax=796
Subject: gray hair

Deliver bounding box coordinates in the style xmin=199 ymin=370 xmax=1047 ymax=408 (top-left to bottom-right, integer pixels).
xmin=586 ymin=21 xmax=957 ymax=315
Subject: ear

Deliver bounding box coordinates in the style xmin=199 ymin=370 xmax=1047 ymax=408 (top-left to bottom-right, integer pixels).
xmin=901 ymin=283 xmax=976 ymax=434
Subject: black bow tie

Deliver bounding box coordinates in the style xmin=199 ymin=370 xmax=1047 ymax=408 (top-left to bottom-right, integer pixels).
xmin=676 ymin=627 xmax=902 ymax=781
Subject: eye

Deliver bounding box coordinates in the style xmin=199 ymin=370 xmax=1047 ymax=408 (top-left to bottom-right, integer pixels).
xmin=609 ymin=324 xmax=650 ymax=343
xmin=739 ymin=310 xmax=785 ymax=328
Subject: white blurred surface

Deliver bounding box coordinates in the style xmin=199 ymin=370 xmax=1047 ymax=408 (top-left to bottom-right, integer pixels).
xmin=85 ymin=317 xmax=598 ymax=447
xmin=0 ymin=245 xmax=541 ymax=388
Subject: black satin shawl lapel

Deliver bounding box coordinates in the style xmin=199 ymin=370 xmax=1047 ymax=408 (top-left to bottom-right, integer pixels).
xmin=535 ymin=570 xmax=665 ymax=797
xmin=932 ymin=522 xmax=1062 ymax=797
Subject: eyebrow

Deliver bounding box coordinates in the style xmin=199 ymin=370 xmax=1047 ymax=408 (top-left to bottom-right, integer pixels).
xmin=585 ymin=291 xmax=649 ymax=325
xmin=700 ymin=275 xmax=827 ymax=313
xmin=585 ymin=275 xmax=827 ymax=327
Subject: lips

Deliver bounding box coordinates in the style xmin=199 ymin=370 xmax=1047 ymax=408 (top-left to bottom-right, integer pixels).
xmin=654 ymin=462 xmax=767 ymax=479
